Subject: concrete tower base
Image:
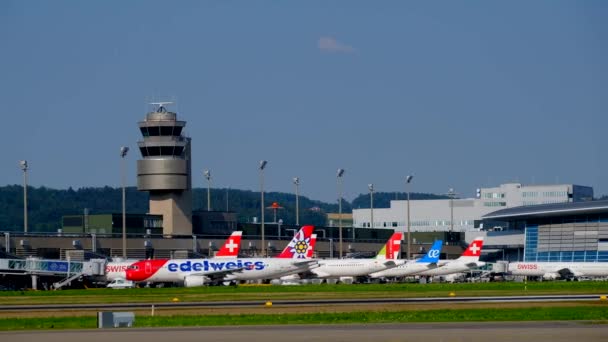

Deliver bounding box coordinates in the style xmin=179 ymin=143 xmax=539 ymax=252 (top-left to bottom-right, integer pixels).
xmin=149 ymin=190 xmax=193 ymax=236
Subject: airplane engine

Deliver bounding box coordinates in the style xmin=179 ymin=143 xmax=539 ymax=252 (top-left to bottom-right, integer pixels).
xmin=542 ymin=273 xmax=559 ymax=280
xmin=183 ymin=276 xmax=208 ymax=287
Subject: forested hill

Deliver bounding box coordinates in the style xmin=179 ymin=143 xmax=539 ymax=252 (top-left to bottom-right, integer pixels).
xmin=0 ymin=185 xmax=450 ymax=232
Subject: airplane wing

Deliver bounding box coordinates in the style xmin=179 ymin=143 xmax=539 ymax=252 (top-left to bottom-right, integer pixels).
xmin=383 ymin=260 xmax=397 ymax=268
xmin=293 ymin=260 xmax=319 ymax=269
xmin=189 ymin=267 xmax=246 ymax=280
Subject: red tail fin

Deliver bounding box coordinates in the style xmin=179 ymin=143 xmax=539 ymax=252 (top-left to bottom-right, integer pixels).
xmin=460 ymin=237 xmax=484 ymax=258
xmin=375 ymin=232 xmax=403 ymax=259
xmin=277 ymin=225 xmax=314 ymax=259
xmin=215 ymin=231 xmax=242 ymax=258
xmin=306 ymin=234 xmax=317 ymax=258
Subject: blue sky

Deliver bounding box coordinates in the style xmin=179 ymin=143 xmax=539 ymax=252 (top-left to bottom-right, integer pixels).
xmin=1 ymin=1 xmax=606 ymax=203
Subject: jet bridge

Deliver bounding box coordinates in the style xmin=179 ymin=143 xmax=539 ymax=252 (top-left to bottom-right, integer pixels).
xmin=0 ymin=257 xmax=107 ymax=290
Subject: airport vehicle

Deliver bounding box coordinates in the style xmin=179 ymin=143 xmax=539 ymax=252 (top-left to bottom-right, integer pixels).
xmin=307 ymin=232 xmax=403 ymax=280
xmin=106 ymin=278 xmax=135 ymax=289
xmin=125 ymin=226 xmax=317 ymax=286
xmin=368 ymin=240 xmax=443 ymax=279
xmin=414 ymin=237 xmax=485 ymax=277
xmin=508 ymin=261 xmax=608 ymax=280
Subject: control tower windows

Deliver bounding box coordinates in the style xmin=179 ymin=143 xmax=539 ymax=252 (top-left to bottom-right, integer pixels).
xmin=139 ymin=146 xmax=185 ymax=157
xmin=140 ymin=126 xmax=183 ymax=137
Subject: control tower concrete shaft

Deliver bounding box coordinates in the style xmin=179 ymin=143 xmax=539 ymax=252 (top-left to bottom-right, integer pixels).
xmin=137 ymin=104 xmax=192 ymax=235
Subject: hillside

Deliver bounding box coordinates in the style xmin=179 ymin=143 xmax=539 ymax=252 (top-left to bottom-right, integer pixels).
xmin=0 ymin=185 xmax=450 ymax=232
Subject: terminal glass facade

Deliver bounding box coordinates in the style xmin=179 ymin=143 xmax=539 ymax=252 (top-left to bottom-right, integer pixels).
xmin=523 ymin=214 xmax=608 ymax=262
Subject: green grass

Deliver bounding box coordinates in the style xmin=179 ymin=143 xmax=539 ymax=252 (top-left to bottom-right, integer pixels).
xmin=0 ymin=306 xmax=607 ymax=330
xmin=0 ymin=282 xmax=606 ymax=305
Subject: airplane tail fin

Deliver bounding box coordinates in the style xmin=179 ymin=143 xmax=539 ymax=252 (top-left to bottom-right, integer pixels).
xmin=277 ymin=225 xmax=315 ymax=259
xmin=375 ymin=232 xmax=403 ymax=260
xmin=416 ymin=240 xmax=443 ymax=263
xmin=306 ymin=234 xmax=317 ymax=258
xmin=456 ymin=237 xmax=484 ymax=262
xmin=215 ymin=231 xmax=243 ymax=258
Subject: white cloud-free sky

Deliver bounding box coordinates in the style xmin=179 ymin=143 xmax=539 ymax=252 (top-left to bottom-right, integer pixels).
xmin=1 ymin=1 xmax=606 ymax=203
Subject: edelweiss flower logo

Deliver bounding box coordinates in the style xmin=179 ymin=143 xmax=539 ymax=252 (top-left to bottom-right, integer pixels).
xmin=288 ymin=235 xmax=310 ymax=259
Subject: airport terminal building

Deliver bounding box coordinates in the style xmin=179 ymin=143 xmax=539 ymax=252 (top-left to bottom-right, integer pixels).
xmin=483 ymin=201 xmax=608 ymax=262
xmin=352 ymin=183 xmax=593 ymax=233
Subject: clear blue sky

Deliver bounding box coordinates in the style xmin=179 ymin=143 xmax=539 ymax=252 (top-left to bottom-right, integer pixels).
xmin=1 ymin=1 xmax=606 ymax=203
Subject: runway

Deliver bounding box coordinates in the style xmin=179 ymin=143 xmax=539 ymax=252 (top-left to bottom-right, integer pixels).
xmin=1 ymin=294 xmax=604 ymax=311
xmin=2 ymin=322 xmax=607 ymax=342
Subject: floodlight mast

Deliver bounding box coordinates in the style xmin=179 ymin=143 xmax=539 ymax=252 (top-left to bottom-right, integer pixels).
xmin=337 ymin=168 xmax=345 ymax=258
xmin=259 ymin=160 xmax=268 ymax=257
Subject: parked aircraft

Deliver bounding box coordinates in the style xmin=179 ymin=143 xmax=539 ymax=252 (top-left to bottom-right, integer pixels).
xmin=101 ymin=231 xmax=243 ymax=283
xmin=508 ymin=261 xmax=608 ymax=280
xmin=414 ymin=237 xmax=485 ymax=277
xmin=368 ymin=240 xmax=443 ymax=279
xmin=125 ymin=226 xmax=317 ymax=286
xmin=308 ymin=232 xmax=403 ymax=279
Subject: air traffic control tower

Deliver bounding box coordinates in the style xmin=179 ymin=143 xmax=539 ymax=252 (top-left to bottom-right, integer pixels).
xmin=137 ymin=103 xmax=193 ymax=235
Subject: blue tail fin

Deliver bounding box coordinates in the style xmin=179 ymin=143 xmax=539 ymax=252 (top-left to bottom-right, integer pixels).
xmin=416 ymin=240 xmax=442 ymax=263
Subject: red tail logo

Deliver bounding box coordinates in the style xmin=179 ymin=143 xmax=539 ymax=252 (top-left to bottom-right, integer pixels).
xmin=306 ymin=234 xmax=317 ymax=258
xmin=216 ymin=231 xmax=243 ymax=257
xmin=278 ymin=225 xmax=314 ymax=259
xmin=461 ymin=238 xmax=484 ymax=257
xmin=385 ymin=232 xmax=403 ymax=259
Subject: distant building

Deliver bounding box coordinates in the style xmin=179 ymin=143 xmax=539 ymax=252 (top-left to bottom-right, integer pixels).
xmin=352 ymin=183 xmax=594 ymax=232
xmin=326 ymin=213 xmax=353 ymax=227
xmin=62 ymin=213 xmax=163 ymax=236
xmin=483 ymin=201 xmax=608 ymax=262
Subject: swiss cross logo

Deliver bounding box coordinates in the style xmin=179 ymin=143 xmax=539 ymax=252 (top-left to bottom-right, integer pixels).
xmin=225 ymin=239 xmax=238 ymax=253
xmin=469 ymin=243 xmax=480 ymax=255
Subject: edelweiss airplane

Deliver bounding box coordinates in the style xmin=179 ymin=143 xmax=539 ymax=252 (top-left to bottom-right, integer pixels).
xmin=368 ymin=240 xmax=443 ymax=279
xmin=100 ymin=231 xmax=243 ymax=283
xmin=309 ymin=232 xmax=403 ymax=279
xmin=508 ymin=261 xmax=608 ymax=280
xmin=125 ymin=226 xmax=318 ymax=286
xmin=415 ymin=237 xmax=485 ymax=277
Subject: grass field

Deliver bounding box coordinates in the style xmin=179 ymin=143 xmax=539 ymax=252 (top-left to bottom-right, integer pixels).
xmin=0 ymin=305 xmax=606 ymax=330
xmin=0 ymin=281 xmax=606 ymax=305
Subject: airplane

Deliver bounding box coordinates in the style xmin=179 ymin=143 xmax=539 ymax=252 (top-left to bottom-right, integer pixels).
xmin=507 ymin=261 xmax=608 ymax=280
xmin=307 ymin=232 xmax=403 ymax=281
xmin=102 ymin=259 xmax=140 ymax=283
xmin=125 ymin=226 xmax=318 ymax=286
xmin=368 ymin=240 xmax=444 ymax=279
xmin=414 ymin=237 xmax=485 ymax=277
xmin=100 ymin=231 xmax=243 ymax=283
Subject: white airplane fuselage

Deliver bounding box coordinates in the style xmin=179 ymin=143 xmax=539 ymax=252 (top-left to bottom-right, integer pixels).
xmin=508 ymin=262 xmax=608 ymax=278
xmin=416 ymin=260 xmax=486 ymax=276
xmin=369 ymin=260 xmax=446 ymax=278
xmin=128 ymin=258 xmax=315 ymax=283
xmin=311 ymin=259 xmax=400 ymax=278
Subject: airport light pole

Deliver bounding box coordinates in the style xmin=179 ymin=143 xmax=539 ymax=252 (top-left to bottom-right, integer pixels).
xmin=259 ymin=160 xmax=268 ymax=257
xmin=447 ymin=187 xmax=457 ymax=232
xmin=19 ymin=160 xmax=28 ymax=233
xmin=293 ymin=177 xmax=300 ymax=226
xmin=405 ymin=175 xmax=413 ymax=260
xmin=120 ymin=146 xmax=129 ymax=259
xmin=337 ymin=168 xmax=345 ymax=258
xmin=368 ymin=183 xmax=374 ymax=230
xmin=204 ymin=169 xmax=211 ymax=211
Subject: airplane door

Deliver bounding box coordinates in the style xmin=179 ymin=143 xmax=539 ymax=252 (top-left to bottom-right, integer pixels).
xmin=145 ymin=261 xmax=152 ymax=275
